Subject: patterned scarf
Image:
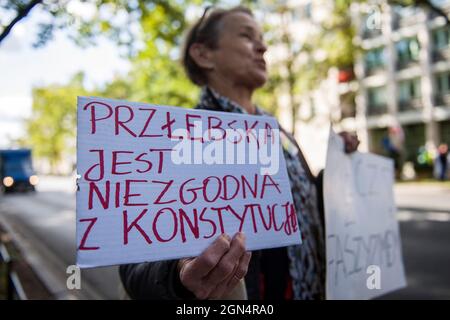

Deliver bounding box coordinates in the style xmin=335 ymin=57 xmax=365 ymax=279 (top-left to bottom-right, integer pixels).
xmin=195 ymin=87 xmax=326 ymax=300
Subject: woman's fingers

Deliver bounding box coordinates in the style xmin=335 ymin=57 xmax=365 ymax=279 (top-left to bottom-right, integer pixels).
xmin=225 ymin=251 xmax=252 ymax=292
xmin=208 ymin=250 xmax=252 ymax=299
xmin=188 ymin=233 xmax=231 ymax=277
xmin=348 ymin=135 xmax=360 ymax=152
xmin=178 ymin=232 xmax=251 ymax=300
xmin=339 ymin=132 xmax=360 ymax=153
xmin=179 ymin=234 xmax=231 ymax=299
xmin=207 ymin=261 xmax=239 ymax=299
xmin=204 ymin=232 xmax=246 ymax=287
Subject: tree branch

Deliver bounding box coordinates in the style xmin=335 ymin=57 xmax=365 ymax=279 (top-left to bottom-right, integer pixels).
xmin=0 ymin=0 xmax=43 ymax=45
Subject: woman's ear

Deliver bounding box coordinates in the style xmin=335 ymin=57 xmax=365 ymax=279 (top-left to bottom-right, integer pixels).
xmin=189 ymin=43 xmax=215 ymax=70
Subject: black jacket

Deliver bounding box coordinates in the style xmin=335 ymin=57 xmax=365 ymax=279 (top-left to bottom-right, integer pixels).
xmin=119 ymin=260 xmax=195 ymax=299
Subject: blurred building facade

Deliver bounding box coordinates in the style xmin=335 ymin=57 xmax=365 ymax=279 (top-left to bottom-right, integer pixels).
xmin=276 ymin=0 xmax=450 ymax=175
xmin=354 ymin=0 xmax=450 ymax=174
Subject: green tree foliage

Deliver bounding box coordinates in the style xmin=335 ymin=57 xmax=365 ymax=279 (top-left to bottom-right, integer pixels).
xmin=1 ymin=0 xmax=165 ymax=51
xmin=24 ymin=73 xmax=89 ymax=173
xmin=124 ymin=1 xmax=200 ymax=107
xmin=19 ymin=1 xmax=208 ymax=172
xmin=1 ymin=0 xmax=199 ymax=52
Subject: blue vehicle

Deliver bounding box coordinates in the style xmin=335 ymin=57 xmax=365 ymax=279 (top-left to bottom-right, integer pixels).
xmin=0 ymin=149 xmax=38 ymax=192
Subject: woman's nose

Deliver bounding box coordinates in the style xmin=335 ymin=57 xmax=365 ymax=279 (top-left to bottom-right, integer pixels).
xmin=255 ymin=40 xmax=267 ymax=54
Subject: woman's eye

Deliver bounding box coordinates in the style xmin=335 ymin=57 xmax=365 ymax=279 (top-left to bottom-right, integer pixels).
xmin=240 ymin=33 xmax=252 ymax=39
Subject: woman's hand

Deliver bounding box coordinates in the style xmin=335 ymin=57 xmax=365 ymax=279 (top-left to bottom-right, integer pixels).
xmin=339 ymin=131 xmax=360 ymax=154
xmin=177 ymin=232 xmax=251 ymax=300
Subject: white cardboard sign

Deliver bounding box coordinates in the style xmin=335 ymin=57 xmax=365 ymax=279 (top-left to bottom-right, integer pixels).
xmin=76 ymin=96 xmax=301 ymax=268
xmin=324 ymin=129 xmax=407 ymax=299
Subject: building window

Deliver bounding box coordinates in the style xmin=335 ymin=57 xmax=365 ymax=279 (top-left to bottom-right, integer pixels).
xmin=396 ymin=37 xmax=420 ymax=69
xmin=439 ymin=120 xmax=450 ymax=145
xmin=434 ymin=72 xmax=450 ymax=106
xmin=436 ymin=72 xmax=450 ymax=93
xmin=433 ymin=27 xmax=450 ymax=50
xmin=362 ymin=13 xmax=383 ymax=39
xmin=369 ymin=128 xmax=389 ymax=155
xmin=365 ymin=47 xmax=385 ymax=76
xmin=304 ymin=2 xmax=312 ymax=19
xmin=398 ymin=78 xmax=422 ymax=111
xmin=392 ymin=6 xmax=421 ymax=30
xmin=367 ymin=86 xmax=387 ymax=115
xmin=432 ymin=26 xmax=450 ymax=61
xmin=402 ymin=123 xmax=426 ymax=168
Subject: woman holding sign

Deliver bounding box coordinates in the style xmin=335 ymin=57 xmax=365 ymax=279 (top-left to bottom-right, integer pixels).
xmin=119 ymin=6 xmax=359 ymax=300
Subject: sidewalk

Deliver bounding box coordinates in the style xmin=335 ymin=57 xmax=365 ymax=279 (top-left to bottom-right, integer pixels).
xmin=0 ymin=175 xmax=122 ymax=300
xmin=0 ymin=214 xmax=98 ymax=300
xmin=394 ymin=182 xmax=450 ymax=213
xmin=0 ymin=223 xmax=53 ymax=299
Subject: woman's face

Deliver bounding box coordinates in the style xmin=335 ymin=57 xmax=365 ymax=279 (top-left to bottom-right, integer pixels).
xmin=209 ymin=12 xmax=267 ymax=90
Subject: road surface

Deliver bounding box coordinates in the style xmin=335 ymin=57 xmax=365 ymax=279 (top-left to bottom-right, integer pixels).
xmin=0 ymin=176 xmax=121 ymax=299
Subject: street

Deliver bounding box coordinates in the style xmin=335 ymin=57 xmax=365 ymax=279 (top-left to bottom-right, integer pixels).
xmin=0 ymin=176 xmax=449 ymax=299
xmin=0 ymin=176 xmax=121 ymax=299
xmin=383 ymin=183 xmax=450 ymax=299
